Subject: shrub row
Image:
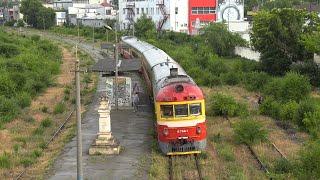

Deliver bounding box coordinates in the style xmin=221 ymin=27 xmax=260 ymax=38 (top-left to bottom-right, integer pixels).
xmin=0 ymin=30 xmax=61 ymax=125
xmin=208 ymin=93 xmax=248 ymax=117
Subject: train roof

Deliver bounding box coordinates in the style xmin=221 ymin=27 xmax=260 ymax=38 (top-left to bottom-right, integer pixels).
xmin=121 ymin=36 xmax=182 ymax=69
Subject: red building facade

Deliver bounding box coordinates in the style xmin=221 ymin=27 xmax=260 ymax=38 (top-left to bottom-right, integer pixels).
xmin=188 ymin=0 xmax=217 ymax=34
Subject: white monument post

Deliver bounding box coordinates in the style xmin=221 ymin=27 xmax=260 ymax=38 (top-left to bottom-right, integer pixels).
xmin=89 ymin=96 xmax=120 ymax=155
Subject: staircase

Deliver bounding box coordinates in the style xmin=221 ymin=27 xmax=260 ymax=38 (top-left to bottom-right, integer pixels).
xmin=125 ymin=0 xmax=135 ymax=29
xmin=156 ymin=0 xmax=169 ymax=32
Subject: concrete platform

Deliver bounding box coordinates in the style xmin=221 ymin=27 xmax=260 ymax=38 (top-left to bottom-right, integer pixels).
xmin=47 ymin=72 xmax=153 ymax=180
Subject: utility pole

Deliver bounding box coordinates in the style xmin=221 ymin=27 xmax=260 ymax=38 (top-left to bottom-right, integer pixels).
xmin=92 ymin=22 xmax=95 ymax=49
xmin=104 ymin=21 xmax=119 ymax=110
xmin=114 ymin=27 xmax=119 ymax=110
xmin=75 ymin=11 xmax=83 ymax=180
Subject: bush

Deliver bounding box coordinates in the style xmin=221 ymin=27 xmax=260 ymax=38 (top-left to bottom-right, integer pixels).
xmin=20 ymin=157 xmax=34 ymax=167
xmin=16 ymin=92 xmax=31 ymax=108
xmin=41 ymin=106 xmax=48 ymax=113
xmin=4 ymin=20 xmax=16 ymax=27
xmin=33 ymin=127 xmax=44 ymax=135
xmin=233 ymin=119 xmax=268 ymax=145
xmin=290 ymin=61 xmax=320 ymax=87
xmin=207 ymin=59 xmax=230 ymax=76
xmin=264 ymin=72 xmax=311 ymax=103
xmin=0 ymin=96 xmax=19 ymax=123
xmin=0 ymin=152 xmax=11 ymax=168
xmin=220 ymin=72 xmax=241 ymax=85
xmin=259 ymin=97 xmax=280 ymax=119
xmin=303 ymin=111 xmax=320 ymax=138
xmin=53 ymin=102 xmax=66 ymax=114
xmin=295 ymin=100 xmax=316 ymax=128
xmin=216 ymin=144 xmax=235 ymax=161
xmin=40 ymin=118 xmax=52 ymax=128
xmin=0 ymin=42 xmax=20 ymax=58
xmin=273 ymin=158 xmax=293 ymax=174
xmin=279 ymin=101 xmax=299 ymax=122
xmin=17 ymin=19 xmax=25 ymax=27
xmin=208 ymin=93 xmax=248 ymax=117
xmin=242 ymin=72 xmax=270 ymax=91
xmin=30 ymin=35 xmax=40 ymax=42
xmin=233 ymin=59 xmax=260 ymax=73
xmin=295 ymin=140 xmax=320 ymax=179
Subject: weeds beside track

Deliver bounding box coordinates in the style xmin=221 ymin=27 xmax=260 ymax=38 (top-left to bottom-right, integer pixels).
xmin=168 ymin=154 xmax=203 ymax=180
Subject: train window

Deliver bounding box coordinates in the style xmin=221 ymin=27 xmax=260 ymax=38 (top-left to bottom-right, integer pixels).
xmin=190 ymin=103 xmax=201 ymax=115
xmin=161 ymin=105 xmax=173 ymax=118
xmin=174 ymin=104 xmax=188 ymax=117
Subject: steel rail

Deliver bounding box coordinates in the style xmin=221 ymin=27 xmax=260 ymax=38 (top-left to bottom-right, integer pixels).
xmin=169 ymin=156 xmax=173 ymax=180
xmin=15 ymin=109 xmax=75 ymax=180
xmin=194 ymin=154 xmax=203 ymax=180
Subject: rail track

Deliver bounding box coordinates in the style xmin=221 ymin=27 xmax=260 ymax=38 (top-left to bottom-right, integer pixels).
xmin=168 ymin=154 xmax=203 ymax=180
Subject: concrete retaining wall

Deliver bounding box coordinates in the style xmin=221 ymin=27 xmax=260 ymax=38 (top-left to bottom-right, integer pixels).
xmin=235 ymin=46 xmax=261 ymax=61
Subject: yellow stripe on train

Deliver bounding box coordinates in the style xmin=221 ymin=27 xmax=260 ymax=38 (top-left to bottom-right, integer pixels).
xmin=167 ymin=151 xmax=201 ymax=156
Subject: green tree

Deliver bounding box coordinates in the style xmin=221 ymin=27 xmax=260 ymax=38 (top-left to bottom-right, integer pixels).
xmin=202 ymin=23 xmax=246 ymax=57
xmin=251 ymin=9 xmax=320 ymax=75
xmin=135 ymin=14 xmax=156 ymax=39
xmin=20 ymin=0 xmax=55 ymax=29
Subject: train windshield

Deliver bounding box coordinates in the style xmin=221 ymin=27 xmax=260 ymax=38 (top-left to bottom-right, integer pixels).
xmin=161 ymin=105 xmax=173 ymax=118
xmin=174 ymin=104 xmax=188 ymax=117
xmin=190 ymin=103 xmax=201 ymax=115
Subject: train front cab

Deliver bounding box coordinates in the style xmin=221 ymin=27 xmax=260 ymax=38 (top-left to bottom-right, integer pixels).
xmin=156 ymin=100 xmax=207 ymax=155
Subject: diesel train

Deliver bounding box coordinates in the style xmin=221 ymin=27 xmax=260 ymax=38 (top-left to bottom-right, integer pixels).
xmin=121 ymin=36 xmax=206 ymax=155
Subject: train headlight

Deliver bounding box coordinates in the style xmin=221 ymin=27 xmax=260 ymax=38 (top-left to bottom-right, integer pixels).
xmin=163 ymin=128 xmax=169 ymax=136
xmin=196 ymin=127 xmax=201 ymax=134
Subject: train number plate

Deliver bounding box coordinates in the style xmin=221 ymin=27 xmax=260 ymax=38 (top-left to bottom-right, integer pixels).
xmin=177 ymin=129 xmax=188 ymax=133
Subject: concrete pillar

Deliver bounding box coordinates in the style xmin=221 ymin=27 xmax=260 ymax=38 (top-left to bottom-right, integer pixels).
xmin=89 ymin=96 xmax=120 ymax=155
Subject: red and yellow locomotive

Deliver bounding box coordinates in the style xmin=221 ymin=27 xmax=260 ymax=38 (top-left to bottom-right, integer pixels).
xmin=122 ymin=37 xmax=206 ymax=155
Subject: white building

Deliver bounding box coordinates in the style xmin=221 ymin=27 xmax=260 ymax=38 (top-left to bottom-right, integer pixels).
xmin=56 ymin=12 xmax=67 ymax=26
xmin=118 ymin=0 xmax=249 ymax=34
xmin=53 ymin=0 xmax=73 ymax=10
xmin=216 ymin=0 xmax=249 ymax=32
xmin=68 ymin=3 xmax=116 ymax=27
xmin=119 ymin=0 xmax=190 ymax=33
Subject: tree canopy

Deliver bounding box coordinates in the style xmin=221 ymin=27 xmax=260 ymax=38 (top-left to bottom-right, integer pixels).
xmin=134 ymin=14 xmax=156 ymax=39
xmin=20 ymin=0 xmax=55 ymax=29
xmin=251 ymin=8 xmax=320 ymax=75
xmin=201 ymin=23 xmax=246 ymax=57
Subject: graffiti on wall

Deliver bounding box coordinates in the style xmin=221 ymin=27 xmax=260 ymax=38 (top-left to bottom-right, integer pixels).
xmin=106 ymin=76 xmax=132 ymax=107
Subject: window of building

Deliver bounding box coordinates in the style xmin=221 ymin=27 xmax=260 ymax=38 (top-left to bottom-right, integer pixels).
xmin=156 ymin=7 xmax=159 ymax=15
xmin=141 ymin=8 xmax=144 ymax=14
xmin=191 ymin=7 xmax=216 ymax=14
xmin=136 ymin=8 xmax=139 ymax=14
xmin=175 ymin=7 xmax=178 ymax=14
xmin=146 ymin=8 xmax=148 ymax=14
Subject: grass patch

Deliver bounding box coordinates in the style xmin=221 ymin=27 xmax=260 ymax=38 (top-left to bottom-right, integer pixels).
xmin=40 ymin=118 xmax=52 ymax=128
xmin=53 ymin=102 xmax=66 ymax=114
xmin=0 ymin=152 xmax=11 ymax=169
xmin=216 ymin=143 xmax=235 ymax=162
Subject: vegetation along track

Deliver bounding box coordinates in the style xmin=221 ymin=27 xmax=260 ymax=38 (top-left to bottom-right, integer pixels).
xmin=15 ymin=110 xmax=75 ymax=180
xmin=169 ymin=154 xmax=203 ymax=180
